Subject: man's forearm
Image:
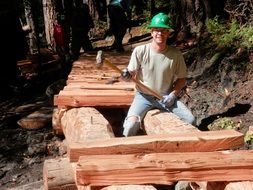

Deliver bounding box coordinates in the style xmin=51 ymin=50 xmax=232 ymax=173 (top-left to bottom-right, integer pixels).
xmin=171 ymin=78 xmax=186 ymax=96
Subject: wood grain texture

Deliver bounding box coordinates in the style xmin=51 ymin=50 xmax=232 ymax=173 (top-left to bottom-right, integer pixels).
xmin=61 ymin=107 xmax=115 ymax=143
xmin=55 ymin=52 xmax=135 ymax=108
xmin=144 ymin=109 xmax=199 ymax=135
xmin=76 ymin=150 xmax=253 ymax=186
xmin=68 ymin=130 xmax=243 ymax=162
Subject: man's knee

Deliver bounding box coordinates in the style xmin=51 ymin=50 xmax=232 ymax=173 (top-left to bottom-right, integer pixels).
xmin=184 ymin=114 xmax=196 ymax=126
xmin=123 ymin=115 xmax=141 ymax=137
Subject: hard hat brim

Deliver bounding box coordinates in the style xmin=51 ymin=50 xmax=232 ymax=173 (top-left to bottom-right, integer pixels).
xmin=148 ymin=24 xmax=174 ymax=32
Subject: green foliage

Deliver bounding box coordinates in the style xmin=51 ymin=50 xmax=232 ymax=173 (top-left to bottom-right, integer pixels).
xmin=207 ymin=117 xmax=236 ymax=131
xmin=206 ymin=17 xmax=253 ymax=50
xmin=220 ymin=20 xmax=240 ymax=45
xmin=141 ymin=10 xmax=152 ymax=33
xmin=244 ymin=130 xmax=253 ymax=146
xmin=206 ymin=17 xmax=226 ymax=37
xmin=240 ymin=26 xmax=253 ymax=49
xmin=156 ymin=0 xmax=170 ymax=8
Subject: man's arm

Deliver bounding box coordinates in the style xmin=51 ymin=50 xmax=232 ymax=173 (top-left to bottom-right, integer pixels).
xmin=171 ymin=78 xmax=186 ymax=96
xmin=162 ymin=78 xmax=186 ymax=108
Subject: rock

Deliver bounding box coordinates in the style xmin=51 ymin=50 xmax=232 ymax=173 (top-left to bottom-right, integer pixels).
xmin=17 ymin=107 xmax=53 ymax=129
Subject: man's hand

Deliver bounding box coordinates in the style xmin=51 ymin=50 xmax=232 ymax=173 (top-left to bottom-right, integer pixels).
xmin=121 ymin=68 xmax=132 ymax=82
xmin=162 ymin=92 xmax=176 ymax=108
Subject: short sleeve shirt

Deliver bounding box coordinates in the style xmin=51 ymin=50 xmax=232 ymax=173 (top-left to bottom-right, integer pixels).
xmin=128 ymin=43 xmax=187 ymax=95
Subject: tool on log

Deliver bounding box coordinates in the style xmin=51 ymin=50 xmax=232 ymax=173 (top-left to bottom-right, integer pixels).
xmin=96 ymin=50 xmax=163 ymax=100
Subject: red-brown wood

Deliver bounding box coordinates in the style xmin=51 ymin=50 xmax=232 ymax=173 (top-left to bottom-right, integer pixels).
xmin=76 ymin=150 xmax=253 ymax=186
xmin=68 ymin=130 xmax=243 ymax=162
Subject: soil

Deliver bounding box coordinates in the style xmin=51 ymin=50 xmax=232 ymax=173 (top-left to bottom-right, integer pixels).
xmin=0 ymin=25 xmax=253 ymax=190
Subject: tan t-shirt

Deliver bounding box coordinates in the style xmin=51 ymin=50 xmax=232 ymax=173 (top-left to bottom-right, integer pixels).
xmin=128 ymin=43 xmax=187 ymax=95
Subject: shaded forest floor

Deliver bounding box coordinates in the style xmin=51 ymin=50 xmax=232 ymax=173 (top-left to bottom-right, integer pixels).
xmin=0 ymin=25 xmax=253 ymax=189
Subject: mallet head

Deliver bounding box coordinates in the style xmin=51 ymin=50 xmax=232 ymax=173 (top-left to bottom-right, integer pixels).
xmin=96 ymin=50 xmax=103 ymax=68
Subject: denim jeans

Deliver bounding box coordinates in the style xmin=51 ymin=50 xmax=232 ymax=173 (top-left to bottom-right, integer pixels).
xmin=123 ymin=91 xmax=196 ymax=136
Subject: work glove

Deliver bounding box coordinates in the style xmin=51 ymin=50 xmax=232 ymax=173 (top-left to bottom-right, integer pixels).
xmin=121 ymin=69 xmax=132 ymax=82
xmin=162 ymin=92 xmax=176 ymax=108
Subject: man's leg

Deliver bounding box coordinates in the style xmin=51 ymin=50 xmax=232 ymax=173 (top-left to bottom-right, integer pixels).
xmin=170 ymin=100 xmax=196 ymax=125
xmin=123 ymin=92 xmax=153 ymax=137
xmin=82 ymin=32 xmax=93 ymax=51
xmin=70 ymin=30 xmax=81 ymax=60
xmin=108 ymin=5 xmax=127 ymax=52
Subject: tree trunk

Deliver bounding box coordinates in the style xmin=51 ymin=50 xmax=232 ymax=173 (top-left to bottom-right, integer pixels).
xmin=42 ymin=0 xmax=56 ymax=50
xmin=178 ymin=0 xmax=204 ymax=39
xmin=24 ymin=0 xmax=38 ymax=54
xmin=202 ymin=0 xmax=212 ymax=19
xmin=150 ymin=0 xmax=156 ymax=16
xmin=86 ymin=0 xmax=97 ymax=39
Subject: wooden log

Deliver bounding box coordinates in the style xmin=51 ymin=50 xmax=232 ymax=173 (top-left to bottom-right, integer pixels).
xmin=76 ymin=150 xmax=253 ymax=186
xmin=100 ymin=185 xmax=158 ymax=190
xmin=66 ymin=53 xmax=129 ymax=85
xmin=77 ymin=185 xmax=158 ymax=190
xmin=175 ymin=181 xmax=228 ymax=190
xmin=54 ymin=92 xmax=134 ymax=108
xmin=225 ymin=181 xmax=253 ymax=190
xmin=43 ymin=157 xmax=77 ymax=190
xmin=55 ymin=53 xmax=134 ymax=108
xmin=144 ymin=110 xmax=251 ymax=189
xmin=17 ymin=107 xmax=53 ymax=129
xmin=68 ymin=130 xmax=244 ymax=162
xmin=176 ymin=181 xmax=253 ymax=190
xmin=63 ymin=83 xmax=135 ymax=91
xmin=44 ymin=107 xmax=115 ymax=190
xmin=44 ymin=160 xmax=102 ymax=190
xmin=52 ymin=107 xmax=66 ymax=135
xmin=44 ymin=157 xmax=158 ymax=190
xmin=61 ymin=107 xmax=115 ymax=143
xmin=66 ymin=76 xmax=118 ymax=84
xmin=144 ymin=109 xmax=199 ymax=135
xmin=191 ymin=181 xmax=227 ymax=190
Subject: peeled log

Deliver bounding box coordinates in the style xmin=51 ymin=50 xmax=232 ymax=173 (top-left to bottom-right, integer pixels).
xmin=61 ymin=107 xmax=115 ymax=143
xmin=144 ymin=109 xmax=199 ymax=135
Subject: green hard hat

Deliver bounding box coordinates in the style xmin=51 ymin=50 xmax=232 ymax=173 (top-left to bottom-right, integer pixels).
xmin=149 ymin=13 xmax=173 ymax=29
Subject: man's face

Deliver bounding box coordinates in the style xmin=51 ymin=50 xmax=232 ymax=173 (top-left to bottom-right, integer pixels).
xmin=151 ymin=28 xmax=170 ymax=44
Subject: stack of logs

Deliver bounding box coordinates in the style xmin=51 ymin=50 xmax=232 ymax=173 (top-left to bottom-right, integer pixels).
xmin=44 ymin=52 xmax=253 ymax=190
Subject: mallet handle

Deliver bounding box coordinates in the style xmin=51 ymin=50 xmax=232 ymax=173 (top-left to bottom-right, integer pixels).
xmin=104 ymin=59 xmax=163 ymax=100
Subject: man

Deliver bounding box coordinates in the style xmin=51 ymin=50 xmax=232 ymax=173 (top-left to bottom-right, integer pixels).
xmin=54 ymin=0 xmax=72 ymax=63
xmin=53 ymin=17 xmax=66 ymax=60
xmin=70 ymin=0 xmax=94 ymax=60
xmin=107 ymin=0 xmax=132 ymax=52
xmin=0 ymin=2 xmax=28 ymax=100
xmin=121 ymin=12 xmax=195 ymax=137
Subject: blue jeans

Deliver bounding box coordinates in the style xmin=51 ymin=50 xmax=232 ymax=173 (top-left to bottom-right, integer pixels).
xmin=123 ymin=91 xmax=196 ymax=136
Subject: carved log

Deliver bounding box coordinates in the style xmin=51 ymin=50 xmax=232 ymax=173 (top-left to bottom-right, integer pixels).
xmin=76 ymin=150 xmax=253 ymax=186
xmin=68 ymin=130 xmax=243 ymax=162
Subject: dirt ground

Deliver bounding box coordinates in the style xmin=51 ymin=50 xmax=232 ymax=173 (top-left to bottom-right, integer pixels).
xmin=0 ymin=25 xmax=253 ymax=189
